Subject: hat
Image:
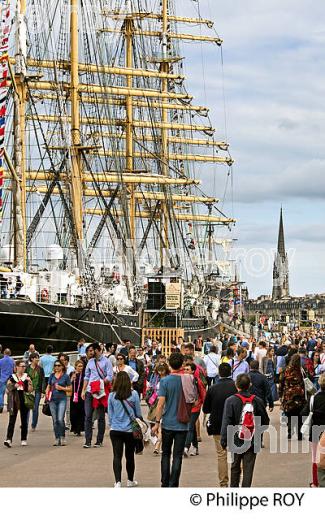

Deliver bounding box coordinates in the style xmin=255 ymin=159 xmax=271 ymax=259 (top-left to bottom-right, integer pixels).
xmin=241 ymin=341 xmax=249 ymax=347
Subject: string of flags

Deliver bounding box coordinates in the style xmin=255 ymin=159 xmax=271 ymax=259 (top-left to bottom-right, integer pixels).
xmin=0 ymin=0 xmax=11 ymax=224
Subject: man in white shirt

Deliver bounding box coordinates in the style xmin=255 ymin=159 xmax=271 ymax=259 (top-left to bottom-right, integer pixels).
xmin=204 ymin=345 xmax=220 ymax=386
xmin=255 ymin=340 xmax=268 ymax=372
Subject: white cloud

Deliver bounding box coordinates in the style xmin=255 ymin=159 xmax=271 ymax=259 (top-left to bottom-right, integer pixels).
xmin=175 ymin=0 xmax=325 ymax=296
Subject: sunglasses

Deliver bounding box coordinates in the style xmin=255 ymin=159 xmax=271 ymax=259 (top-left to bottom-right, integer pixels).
xmin=117 ymin=357 xmax=124 ymax=361
xmin=54 ymin=364 xmax=62 ymax=367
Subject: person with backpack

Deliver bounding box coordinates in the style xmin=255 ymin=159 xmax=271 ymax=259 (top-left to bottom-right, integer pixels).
xmin=221 ymin=373 xmax=269 ymax=487
xmin=203 ymin=362 xmax=237 ymax=487
xmin=151 ymin=352 xmax=197 ymax=487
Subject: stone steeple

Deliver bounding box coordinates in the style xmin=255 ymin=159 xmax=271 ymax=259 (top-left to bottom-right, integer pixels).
xmin=272 ymin=208 xmax=290 ymax=300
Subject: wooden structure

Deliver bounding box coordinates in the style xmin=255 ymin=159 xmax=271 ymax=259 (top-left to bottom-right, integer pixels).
xmin=142 ymin=327 xmax=184 ymax=357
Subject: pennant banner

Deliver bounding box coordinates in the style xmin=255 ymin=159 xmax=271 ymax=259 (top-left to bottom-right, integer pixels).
xmin=0 ymin=0 xmax=11 ymax=224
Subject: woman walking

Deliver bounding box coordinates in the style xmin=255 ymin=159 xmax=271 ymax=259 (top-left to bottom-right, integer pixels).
xmin=70 ymin=360 xmax=85 ymax=436
xmin=114 ymin=354 xmax=139 ymax=383
xmin=45 ymin=360 xmax=72 ymax=446
xmin=4 ymin=360 xmax=33 ymax=447
xmin=279 ymin=353 xmax=306 ymax=440
xmin=262 ymin=347 xmax=279 ymax=402
xmin=311 ymin=351 xmax=323 ymax=390
xmin=301 ymin=373 xmax=325 ymax=487
xmin=108 ymin=371 xmax=142 ymax=487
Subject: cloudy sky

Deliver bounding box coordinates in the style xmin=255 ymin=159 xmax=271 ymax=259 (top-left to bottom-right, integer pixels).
xmin=178 ymin=0 xmax=325 ymax=298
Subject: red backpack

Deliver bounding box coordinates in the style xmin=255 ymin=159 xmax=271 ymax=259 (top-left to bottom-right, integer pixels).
xmin=236 ymin=394 xmax=256 ymax=441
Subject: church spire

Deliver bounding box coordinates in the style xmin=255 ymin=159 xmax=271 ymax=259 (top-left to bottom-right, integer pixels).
xmin=272 ymin=208 xmax=290 ymax=300
xmin=277 ymin=206 xmax=286 ymax=258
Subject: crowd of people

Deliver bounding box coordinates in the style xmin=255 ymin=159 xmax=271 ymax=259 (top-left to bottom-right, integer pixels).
xmin=0 ymin=329 xmax=325 ymax=488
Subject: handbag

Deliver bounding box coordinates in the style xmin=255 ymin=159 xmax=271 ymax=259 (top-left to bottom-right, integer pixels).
xmin=24 ymin=392 xmax=35 ymax=410
xmin=301 ymin=368 xmax=317 ymax=397
xmin=121 ymin=400 xmax=145 ymax=441
xmin=42 ymin=401 xmax=52 ymax=416
xmin=301 ymin=395 xmax=315 ymax=439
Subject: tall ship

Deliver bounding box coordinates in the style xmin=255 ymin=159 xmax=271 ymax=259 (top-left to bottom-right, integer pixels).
xmin=0 ymin=0 xmax=237 ymax=352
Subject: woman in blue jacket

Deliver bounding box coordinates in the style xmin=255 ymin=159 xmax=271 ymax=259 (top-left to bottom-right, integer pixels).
xmin=108 ymin=371 xmax=143 ymax=488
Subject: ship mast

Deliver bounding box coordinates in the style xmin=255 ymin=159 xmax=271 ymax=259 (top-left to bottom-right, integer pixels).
xmin=70 ymin=0 xmax=84 ymax=268
xmin=160 ymin=0 xmax=170 ymax=267
xmin=2 ymin=0 xmax=237 ymax=283
xmin=13 ymin=0 xmax=27 ymax=270
xmin=124 ymin=0 xmax=136 ymax=243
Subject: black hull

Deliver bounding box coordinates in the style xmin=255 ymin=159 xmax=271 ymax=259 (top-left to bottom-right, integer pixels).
xmin=0 ymin=299 xmax=221 ymax=355
xmin=0 ymin=299 xmax=141 ymax=354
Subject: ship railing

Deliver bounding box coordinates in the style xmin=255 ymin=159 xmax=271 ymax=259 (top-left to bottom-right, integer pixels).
xmin=13 ymin=351 xmax=79 ymax=364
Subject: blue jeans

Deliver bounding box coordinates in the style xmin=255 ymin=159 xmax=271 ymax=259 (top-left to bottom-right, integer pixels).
xmin=49 ymin=399 xmax=67 ymax=440
xmin=28 ymin=391 xmax=42 ymax=429
xmin=84 ymin=392 xmax=106 ymax=445
xmin=161 ymin=429 xmax=188 ymax=487
xmin=185 ymin=411 xmax=200 ymax=449
xmin=0 ymin=381 xmax=6 ymax=408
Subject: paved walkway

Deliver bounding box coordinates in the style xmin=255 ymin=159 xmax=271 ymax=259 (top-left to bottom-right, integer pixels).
xmin=0 ymin=405 xmax=311 ymax=487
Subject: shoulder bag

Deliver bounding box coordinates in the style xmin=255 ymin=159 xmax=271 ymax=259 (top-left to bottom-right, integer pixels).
xmin=24 ymin=391 xmax=35 ymax=410
xmin=121 ymin=399 xmax=147 ymax=440
xmin=301 ymin=368 xmax=317 ymax=397
xmin=301 ymin=395 xmax=315 ymax=439
xmin=42 ymin=401 xmax=52 ymax=416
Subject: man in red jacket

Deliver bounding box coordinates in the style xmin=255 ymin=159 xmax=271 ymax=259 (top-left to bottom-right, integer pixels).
xmin=183 ymin=362 xmax=206 ymax=456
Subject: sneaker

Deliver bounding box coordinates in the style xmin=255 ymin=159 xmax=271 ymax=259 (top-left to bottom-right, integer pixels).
xmin=114 ymin=482 xmax=122 ymax=488
xmin=127 ymin=480 xmax=138 ymax=487
xmin=183 ymin=447 xmax=189 ymax=457
xmin=190 ymin=447 xmax=199 ymax=456
xmin=153 ymin=449 xmax=159 ymax=456
xmin=83 ymin=443 xmax=91 ymax=448
xmin=31 ymin=428 xmax=36 ymax=433
xmin=21 ymin=440 xmax=27 ymax=446
xmin=53 ymin=439 xmax=61 ymax=446
xmin=4 ymin=440 xmax=11 ymax=448
xmin=61 ymin=438 xmax=67 ymax=446
xmin=94 ymin=442 xmax=102 ymax=448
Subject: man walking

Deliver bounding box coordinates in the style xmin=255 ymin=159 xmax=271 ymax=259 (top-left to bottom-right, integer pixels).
xmin=221 ymin=374 xmax=269 ymax=487
xmin=0 ymin=349 xmax=15 ymax=413
xmin=232 ymin=348 xmax=250 ymax=380
xmin=152 ymin=352 xmax=197 ymax=487
xmin=203 ymin=363 xmax=237 ymax=486
xmin=249 ymin=361 xmax=274 ymax=411
xmin=81 ymin=343 xmax=113 ymax=448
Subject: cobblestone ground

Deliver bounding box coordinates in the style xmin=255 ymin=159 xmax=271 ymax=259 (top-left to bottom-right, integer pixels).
xmin=0 ymin=404 xmax=311 ymax=487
